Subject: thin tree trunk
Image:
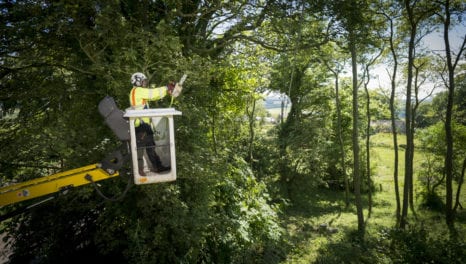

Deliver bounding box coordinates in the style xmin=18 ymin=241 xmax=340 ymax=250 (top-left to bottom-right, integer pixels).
xmin=401 ymin=0 xmax=416 ymax=229
xmin=211 ymin=110 xmax=218 ymax=154
xmin=325 ymin=61 xmax=350 ymax=208
xmin=350 ymin=38 xmax=365 ymax=236
xmin=336 ymin=74 xmax=350 ymax=208
xmin=391 ymin=104 xmax=401 ymax=225
xmin=384 ymin=11 xmax=401 ymax=225
xmin=409 ymin=63 xmax=424 ymax=219
xmin=443 ymin=0 xmax=455 ymax=229
xmin=364 ymin=76 xmax=372 ymax=218
xmin=247 ymin=97 xmax=256 ymax=163
xmin=280 ymin=98 xmax=285 ymax=124
xmin=441 ymin=0 xmax=466 ymax=230
xmin=362 ymin=50 xmax=383 ymax=219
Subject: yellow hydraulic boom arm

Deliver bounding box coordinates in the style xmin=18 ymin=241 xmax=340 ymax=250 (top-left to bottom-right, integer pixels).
xmin=0 ymin=94 xmax=181 ymax=220
xmin=0 ymin=164 xmax=119 ymax=207
xmin=0 ymin=96 xmax=130 ymax=209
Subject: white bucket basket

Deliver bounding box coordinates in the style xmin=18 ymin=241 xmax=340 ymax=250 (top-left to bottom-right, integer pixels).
xmin=124 ymin=108 xmax=182 ymax=184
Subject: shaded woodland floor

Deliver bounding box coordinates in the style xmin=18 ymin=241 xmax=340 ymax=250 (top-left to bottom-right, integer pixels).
xmin=279 ymin=133 xmax=466 ymax=263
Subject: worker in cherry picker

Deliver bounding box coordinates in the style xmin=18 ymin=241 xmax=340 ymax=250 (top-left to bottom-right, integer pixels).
xmin=129 ymin=72 xmax=182 ymax=176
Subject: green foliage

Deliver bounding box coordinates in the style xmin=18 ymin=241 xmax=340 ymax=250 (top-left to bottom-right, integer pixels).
xmin=280 ymin=133 xmax=466 ymax=263
xmin=368 ymin=89 xmax=393 ymax=121
xmin=277 ymin=84 xmax=335 ymax=194
xmin=312 ymin=231 xmax=389 ymax=264
xmin=381 ymin=226 xmax=466 ymax=264
xmin=416 ymin=100 xmax=442 ymax=128
xmin=5 ymin=186 xmax=114 ymax=263
xmin=286 ymin=210 xmax=466 ymax=264
xmin=2 ymin=0 xmax=466 ymax=262
xmin=419 ymin=190 xmax=445 ymax=211
xmin=205 ymin=155 xmax=284 ymax=263
xmin=91 ymin=152 xmax=284 ymax=263
xmin=416 ymin=85 xmax=466 ymax=216
xmin=251 ymin=129 xmax=284 ymax=196
xmin=456 ymin=72 xmax=466 ymax=125
xmin=1 ymin=1 xmax=286 ymax=263
xmin=418 ymin=121 xmax=466 ymax=175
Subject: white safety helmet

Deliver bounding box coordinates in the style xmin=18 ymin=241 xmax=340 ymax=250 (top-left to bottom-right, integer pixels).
xmin=131 ymin=72 xmax=147 ymax=87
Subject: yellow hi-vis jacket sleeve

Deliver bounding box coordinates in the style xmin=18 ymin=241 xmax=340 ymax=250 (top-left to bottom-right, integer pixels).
xmin=129 ymin=86 xmax=168 ymax=109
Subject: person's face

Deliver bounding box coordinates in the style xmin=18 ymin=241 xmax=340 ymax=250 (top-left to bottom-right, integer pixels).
xmin=141 ymin=78 xmax=148 ymax=87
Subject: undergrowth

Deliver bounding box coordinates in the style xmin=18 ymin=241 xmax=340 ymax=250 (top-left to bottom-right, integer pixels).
xmin=279 ymin=133 xmax=466 ymax=263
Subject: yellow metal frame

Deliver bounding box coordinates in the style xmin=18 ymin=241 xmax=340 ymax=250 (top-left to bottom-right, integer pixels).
xmin=0 ymin=164 xmax=119 ymax=207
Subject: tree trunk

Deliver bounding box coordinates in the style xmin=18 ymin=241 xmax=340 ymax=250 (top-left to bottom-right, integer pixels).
xmin=441 ymin=0 xmax=466 ymax=230
xmin=362 ymin=50 xmax=383 ymax=219
xmin=443 ymin=0 xmax=455 ymax=229
xmin=280 ymin=98 xmax=285 ymax=124
xmin=384 ymin=10 xmax=401 ymax=226
xmin=350 ymin=38 xmax=365 ymax=236
xmin=278 ymin=66 xmax=304 ymax=198
xmin=247 ymin=97 xmax=256 ymax=163
xmin=325 ymin=61 xmax=350 ymax=208
xmin=211 ymin=109 xmax=218 ymax=155
xmin=364 ymin=74 xmax=373 ymax=218
xmin=400 ymin=0 xmax=416 ymax=229
xmin=336 ymin=74 xmax=350 ymax=208
xmin=409 ymin=63 xmax=424 ymax=219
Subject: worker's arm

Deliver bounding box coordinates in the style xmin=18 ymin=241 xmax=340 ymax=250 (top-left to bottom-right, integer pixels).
xmin=130 ymin=86 xmax=168 ymax=107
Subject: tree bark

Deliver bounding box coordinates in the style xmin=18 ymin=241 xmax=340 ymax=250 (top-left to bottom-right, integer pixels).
xmin=443 ymin=0 xmax=455 ymax=229
xmin=247 ymin=97 xmax=257 ymax=163
xmin=336 ymin=74 xmax=350 ymax=208
xmin=325 ymin=61 xmax=350 ymax=208
xmin=400 ymin=0 xmax=416 ymax=229
xmin=383 ymin=10 xmax=402 ymax=226
xmin=364 ymin=73 xmax=373 ymax=218
xmin=350 ymin=37 xmax=365 ymax=236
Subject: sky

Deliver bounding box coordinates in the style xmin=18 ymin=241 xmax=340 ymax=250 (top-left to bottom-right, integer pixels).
xmin=369 ymin=24 xmax=466 ymax=98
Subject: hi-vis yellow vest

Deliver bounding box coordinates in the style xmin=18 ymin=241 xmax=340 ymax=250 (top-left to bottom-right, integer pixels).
xmin=129 ymin=86 xmax=168 ymax=126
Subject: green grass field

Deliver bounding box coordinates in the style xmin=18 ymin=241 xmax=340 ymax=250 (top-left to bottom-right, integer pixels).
xmin=267 ymin=107 xmax=289 ymax=120
xmin=281 ymin=133 xmax=466 ymax=263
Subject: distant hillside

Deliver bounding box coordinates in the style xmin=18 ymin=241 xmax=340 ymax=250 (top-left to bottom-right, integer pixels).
xmin=264 ymin=94 xmax=290 ymax=109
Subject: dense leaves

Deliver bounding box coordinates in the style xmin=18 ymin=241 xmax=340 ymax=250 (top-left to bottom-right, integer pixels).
xmin=1 ymin=0 xmax=465 ymax=263
xmin=1 ymin=1 xmax=285 ymax=263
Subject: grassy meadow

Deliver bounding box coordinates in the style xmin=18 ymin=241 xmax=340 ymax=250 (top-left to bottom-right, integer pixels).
xmin=280 ymin=133 xmax=466 ymax=263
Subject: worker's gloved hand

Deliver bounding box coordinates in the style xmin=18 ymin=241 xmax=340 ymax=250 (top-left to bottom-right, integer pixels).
xmin=167 ymin=81 xmax=176 ymax=94
xmin=172 ymin=83 xmax=183 ymax=97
